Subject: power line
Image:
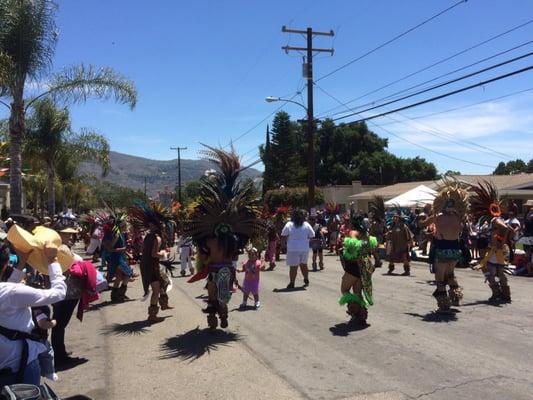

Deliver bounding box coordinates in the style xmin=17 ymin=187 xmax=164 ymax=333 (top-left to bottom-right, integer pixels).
xmin=325 ymin=50 xmax=533 ymax=119
xmin=224 ymin=91 xmax=301 ymax=148
xmin=394 ymin=87 xmax=533 ymax=121
xmin=318 ymin=18 xmax=533 ymax=117
xmin=321 ymin=39 xmax=533 ymax=118
xmin=333 ymin=65 xmax=533 ymax=122
xmin=316 ymin=0 xmax=468 ymax=82
xmin=314 ymin=83 xmax=498 ymax=169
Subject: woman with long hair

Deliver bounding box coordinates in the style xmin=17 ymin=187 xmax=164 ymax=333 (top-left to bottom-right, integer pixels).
xmin=281 ymin=209 xmax=315 ymax=289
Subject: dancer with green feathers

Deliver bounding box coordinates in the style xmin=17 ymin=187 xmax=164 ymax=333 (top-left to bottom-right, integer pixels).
xmin=183 ymin=146 xmax=265 ymax=330
xmin=338 ymin=213 xmax=378 ymax=326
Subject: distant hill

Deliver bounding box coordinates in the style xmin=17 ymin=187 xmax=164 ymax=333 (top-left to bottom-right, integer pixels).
xmin=80 ymin=151 xmax=262 ymax=195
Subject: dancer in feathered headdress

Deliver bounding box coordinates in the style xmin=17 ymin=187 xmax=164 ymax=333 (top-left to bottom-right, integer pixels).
xmin=423 ymin=177 xmax=469 ymax=313
xmin=470 ymin=180 xmax=512 ymax=303
xmin=128 ymin=200 xmax=175 ymax=322
xmin=338 ymin=212 xmax=378 ymax=326
xmin=183 ymin=145 xmax=265 ymax=330
xmin=100 ymin=210 xmax=134 ymax=302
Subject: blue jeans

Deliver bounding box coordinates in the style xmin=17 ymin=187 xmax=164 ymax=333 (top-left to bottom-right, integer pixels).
xmin=0 ymin=359 xmax=41 ymax=387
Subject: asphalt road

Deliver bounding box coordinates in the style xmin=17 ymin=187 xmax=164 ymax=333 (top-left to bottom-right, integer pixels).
xmin=52 ymin=253 xmax=533 ymax=400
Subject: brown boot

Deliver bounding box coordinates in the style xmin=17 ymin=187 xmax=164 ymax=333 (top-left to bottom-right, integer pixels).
xmin=401 ymin=265 xmax=410 ymax=276
xmin=433 ymin=290 xmax=451 ymax=313
xmin=387 ymin=264 xmax=395 ymax=275
xmin=118 ymin=285 xmax=129 ymax=301
xmin=488 ymin=283 xmax=501 ymax=302
xmin=159 ymin=293 xmax=174 ymax=310
xmin=110 ymin=287 xmax=120 ymax=302
xmin=500 ymin=285 xmax=511 ymax=303
xmin=218 ymin=304 xmax=229 ymax=329
xmin=448 ymin=286 xmax=463 ymax=306
xmin=148 ymin=305 xmax=164 ymax=323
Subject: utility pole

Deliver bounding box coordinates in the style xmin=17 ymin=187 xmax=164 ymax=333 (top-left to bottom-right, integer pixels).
xmin=282 ymin=26 xmax=334 ymax=210
xmin=170 ymin=146 xmax=187 ymax=203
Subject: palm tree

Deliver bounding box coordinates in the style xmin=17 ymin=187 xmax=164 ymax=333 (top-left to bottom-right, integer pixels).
xmin=26 ymin=99 xmax=110 ymax=216
xmin=0 ymin=0 xmax=136 ymax=213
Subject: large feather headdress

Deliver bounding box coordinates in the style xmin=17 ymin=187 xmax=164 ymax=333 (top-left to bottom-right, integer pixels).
xmin=369 ymin=195 xmax=385 ymax=222
xmin=182 ymin=145 xmax=265 ymax=247
xmin=433 ymin=177 xmax=469 ymax=217
xmin=469 ymin=180 xmax=502 ymax=225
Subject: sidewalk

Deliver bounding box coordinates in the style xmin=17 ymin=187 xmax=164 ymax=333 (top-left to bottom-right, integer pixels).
xmin=48 ymin=276 xmax=303 ymax=400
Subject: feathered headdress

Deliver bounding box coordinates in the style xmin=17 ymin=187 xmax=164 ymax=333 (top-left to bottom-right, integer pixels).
xmin=469 ymin=180 xmax=502 ymax=225
xmin=369 ymin=195 xmax=385 ymax=222
xmin=182 ymin=145 xmax=265 ymax=251
xmin=128 ymin=200 xmax=171 ymax=231
xmin=433 ymin=177 xmax=469 ymax=217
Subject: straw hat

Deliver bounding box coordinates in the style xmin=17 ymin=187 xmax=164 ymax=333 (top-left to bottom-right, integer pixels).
xmin=7 ymin=225 xmax=74 ymax=274
xmin=60 ymin=227 xmax=78 ymax=234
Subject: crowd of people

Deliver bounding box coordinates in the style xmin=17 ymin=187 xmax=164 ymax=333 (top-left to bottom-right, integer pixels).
xmin=1 ymin=146 xmax=532 ymax=393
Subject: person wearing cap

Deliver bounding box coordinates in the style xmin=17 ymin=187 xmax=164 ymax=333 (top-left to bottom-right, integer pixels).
xmin=0 ymin=242 xmax=66 ymax=386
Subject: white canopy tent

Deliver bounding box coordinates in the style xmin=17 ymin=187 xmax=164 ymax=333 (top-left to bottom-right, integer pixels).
xmin=384 ymin=185 xmax=437 ymax=208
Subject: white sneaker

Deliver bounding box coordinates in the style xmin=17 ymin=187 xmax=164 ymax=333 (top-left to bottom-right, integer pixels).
xmin=254 ymin=301 xmax=261 ymax=309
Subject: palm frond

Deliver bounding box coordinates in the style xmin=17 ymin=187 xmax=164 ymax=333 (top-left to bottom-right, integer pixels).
xmin=0 ymin=0 xmax=58 ymax=85
xmin=26 ymin=63 xmax=137 ymax=110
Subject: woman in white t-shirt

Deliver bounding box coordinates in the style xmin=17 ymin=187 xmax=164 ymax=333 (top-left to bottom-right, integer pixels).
xmin=281 ymin=209 xmax=315 ymax=289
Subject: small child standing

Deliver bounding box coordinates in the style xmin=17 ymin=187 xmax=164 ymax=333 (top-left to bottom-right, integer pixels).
xmin=32 ymin=305 xmax=58 ymax=381
xmin=239 ymin=248 xmax=261 ymax=310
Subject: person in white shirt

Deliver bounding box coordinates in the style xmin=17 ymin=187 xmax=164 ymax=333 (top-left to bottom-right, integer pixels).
xmin=179 ymin=236 xmax=194 ymax=276
xmin=281 ymin=209 xmax=315 ymax=289
xmin=0 ymin=242 xmax=66 ymax=386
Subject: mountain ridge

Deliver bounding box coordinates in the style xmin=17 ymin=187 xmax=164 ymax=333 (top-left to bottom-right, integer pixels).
xmin=80 ymin=150 xmax=261 ymax=195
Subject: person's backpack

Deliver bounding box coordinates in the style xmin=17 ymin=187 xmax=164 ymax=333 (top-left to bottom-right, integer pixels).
xmin=1 ymin=383 xmax=58 ymax=400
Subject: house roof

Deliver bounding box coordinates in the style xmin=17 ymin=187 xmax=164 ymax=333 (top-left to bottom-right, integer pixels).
xmin=451 ymin=174 xmax=533 ymax=190
xmin=350 ymin=173 xmax=533 ymax=201
xmin=349 ymin=181 xmax=435 ymax=200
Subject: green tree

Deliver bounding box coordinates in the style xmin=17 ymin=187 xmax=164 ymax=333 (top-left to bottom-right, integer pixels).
xmin=25 ymin=99 xmax=110 ymax=215
xmin=259 ymin=125 xmax=275 ymax=193
xmin=493 ymin=159 xmax=527 ymax=175
xmin=0 ymin=0 xmax=137 ymax=213
xmin=266 ymin=111 xmax=305 ymax=188
xmin=180 ymin=180 xmax=202 ymax=206
xmin=527 ymin=159 xmax=533 ymax=173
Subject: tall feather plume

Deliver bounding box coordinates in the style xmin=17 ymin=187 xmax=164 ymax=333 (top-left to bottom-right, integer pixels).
xmin=183 ymin=145 xmax=265 ymax=246
xmin=369 ymin=195 xmax=385 ymax=222
xmin=469 ymin=180 xmax=500 ymax=223
xmin=433 ymin=176 xmax=469 ymax=217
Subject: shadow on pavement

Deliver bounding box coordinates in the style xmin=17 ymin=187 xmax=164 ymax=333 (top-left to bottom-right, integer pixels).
xmin=63 ymin=397 xmax=93 ymax=400
xmin=329 ymin=322 xmax=370 ymax=336
xmin=55 ymin=357 xmax=89 ymax=372
xmin=405 ymin=311 xmax=459 ymax=323
xmin=159 ymin=326 xmax=241 ymax=362
xmin=461 ymin=300 xmax=504 ymax=307
xmin=272 ymin=287 xmax=307 ymax=293
xmin=101 ymin=318 xmax=170 ymax=336
xmin=87 ymin=300 xmax=117 ymax=311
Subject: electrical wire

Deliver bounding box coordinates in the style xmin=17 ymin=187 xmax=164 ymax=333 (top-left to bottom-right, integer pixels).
xmin=398 ymin=87 xmax=533 ymax=121
xmin=325 ymin=50 xmax=533 ymax=119
xmin=320 ymin=39 xmax=533 ymax=118
xmin=316 ymin=0 xmax=468 ymax=82
xmin=333 ymin=65 xmax=533 ymax=122
xmin=318 ymin=19 xmax=533 ymax=117
xmin=314 ymin=83 xmax=500 ymax=169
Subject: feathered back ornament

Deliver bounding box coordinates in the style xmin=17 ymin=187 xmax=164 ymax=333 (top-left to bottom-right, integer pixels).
xmin=369 ymin=195 xmax=385 ymax=222
xmin=433 ymin=177 xmax=468 ymax=218
xmin=128 ymin=200 xmax=175 ymax=246
xmin=469 ymin=180 xmax=501 ymax=225
xmin=182 ymin=145 xmax=265 ymax=253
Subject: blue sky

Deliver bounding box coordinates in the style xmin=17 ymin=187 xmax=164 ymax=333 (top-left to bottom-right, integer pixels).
xmin=7 ymin=0 xmax=533 ymax=174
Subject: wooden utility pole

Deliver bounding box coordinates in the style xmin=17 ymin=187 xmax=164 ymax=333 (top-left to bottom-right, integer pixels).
xmin=170 ymin=146 xmax=187 ymax=203
xmin=282 ymin=26 xmax=334 ymax=210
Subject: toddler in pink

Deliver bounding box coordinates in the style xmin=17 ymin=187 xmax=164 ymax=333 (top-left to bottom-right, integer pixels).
xmin=239 ymin=248 xmax=261 ymax=309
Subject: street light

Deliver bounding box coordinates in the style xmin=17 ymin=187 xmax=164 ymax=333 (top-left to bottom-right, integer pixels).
xmin=265 ymin=95 xmax=316 ymax=211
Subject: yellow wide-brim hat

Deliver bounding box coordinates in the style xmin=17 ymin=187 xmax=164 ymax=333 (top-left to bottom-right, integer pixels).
xmin=7 ymin=225 xmax=74 ymax=274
